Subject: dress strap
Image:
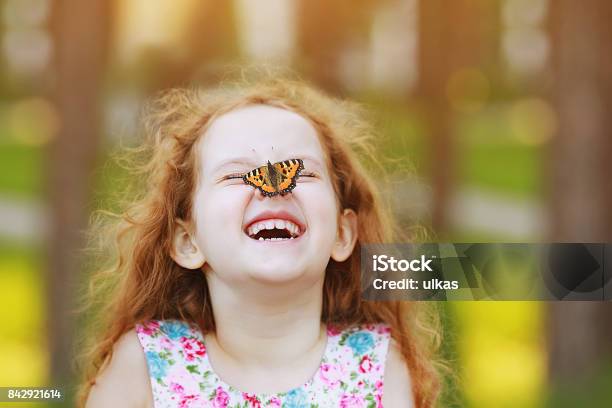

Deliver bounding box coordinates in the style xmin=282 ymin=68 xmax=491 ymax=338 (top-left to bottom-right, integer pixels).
xmin=135 ymin=319 xmax=210 ymax=407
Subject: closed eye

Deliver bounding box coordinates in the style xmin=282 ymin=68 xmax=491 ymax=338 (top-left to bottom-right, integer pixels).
xmin=217 ymin=173 xmax=244 ymax=183
xmin=299 ymin=171 xmax=318 ymax=179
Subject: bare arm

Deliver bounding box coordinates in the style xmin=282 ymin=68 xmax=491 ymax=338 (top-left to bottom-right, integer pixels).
xmin=86 ymin=329 xmax=154 ymax=408
xmin=382 ymin=339 xmax=416 ymax=408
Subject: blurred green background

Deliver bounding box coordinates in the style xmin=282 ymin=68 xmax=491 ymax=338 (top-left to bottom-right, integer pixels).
xmin=1 ymin=0 xmax=611 ymax=407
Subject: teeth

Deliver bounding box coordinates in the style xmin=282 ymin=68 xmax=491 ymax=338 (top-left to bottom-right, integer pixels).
xmin=255 ymin=236 xmax=295 ymax=242
xmin=288 ymin=223 xmax=298 ymax=236
xmin=252 ymin=224 xmax=262 ymax=236
xmin=246 ymin=218 xmax=302 ymax=238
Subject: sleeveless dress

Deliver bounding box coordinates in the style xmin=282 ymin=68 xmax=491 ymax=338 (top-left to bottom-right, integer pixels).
xmin=135 ymin=319 xmax=391 ymax=408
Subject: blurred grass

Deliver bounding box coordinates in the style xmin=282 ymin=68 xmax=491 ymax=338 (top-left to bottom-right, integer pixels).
xmin=545 ymin=361 xmax=612 ymax=408
xmin=456 ymin=113 xmax=543 ymax=199
xmin=459 ymin=139 xmax=542 ymax=198
xmin=0 ymin=143 xmax=43 ymax=199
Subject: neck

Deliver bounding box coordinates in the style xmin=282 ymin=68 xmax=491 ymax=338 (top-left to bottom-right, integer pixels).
xmin=205 ymin=273 xmax=326 ymax=369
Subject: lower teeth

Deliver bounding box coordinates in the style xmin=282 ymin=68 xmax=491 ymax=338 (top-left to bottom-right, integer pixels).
xmin=257 ymin=237 xmax=293 ymax=241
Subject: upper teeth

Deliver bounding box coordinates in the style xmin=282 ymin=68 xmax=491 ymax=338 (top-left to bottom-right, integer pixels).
xmin=247 ymin=219 xmax=300 ymax=237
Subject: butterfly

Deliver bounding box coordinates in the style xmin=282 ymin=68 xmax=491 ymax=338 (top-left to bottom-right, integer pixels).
xmin=242 ymin=158 xmax=305 ymax=197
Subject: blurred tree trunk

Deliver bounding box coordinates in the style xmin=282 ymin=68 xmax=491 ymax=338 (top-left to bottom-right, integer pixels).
xmin=547 ymin=0 xmax=612 ymax=381
xmin=417 ymin=0 xmax=499 ymax=235
xmin=48 ymin=0 xmax=111 ymax=387
xmin=296 ymin=0 xmax=377 ymax=94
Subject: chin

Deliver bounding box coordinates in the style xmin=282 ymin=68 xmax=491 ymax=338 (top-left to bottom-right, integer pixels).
xmin=245 ymin=264 xmax=322 ymax=286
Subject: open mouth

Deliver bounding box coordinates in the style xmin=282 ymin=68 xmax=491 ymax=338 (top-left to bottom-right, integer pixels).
xmin=245 ymin=219 xmax=303 ymax=241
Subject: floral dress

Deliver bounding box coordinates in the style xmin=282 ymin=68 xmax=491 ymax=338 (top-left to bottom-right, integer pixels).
xmin=135 ymin=319 xmax=391 ymax=408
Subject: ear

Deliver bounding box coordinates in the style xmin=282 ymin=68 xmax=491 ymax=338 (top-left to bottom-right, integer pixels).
xmin=170 ymin=219 xmax=206 ymax=270
xmin=331 ymin=209 xmax=358 ymax=262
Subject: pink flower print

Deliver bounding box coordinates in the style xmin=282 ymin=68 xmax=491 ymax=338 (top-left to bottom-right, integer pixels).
xmin=377 ymin=325 xmax=391 ymax=334
xmin=180 ymin=336 xmax=206 ymax=361
xmin=242 ymin=393 xmax=261 ymax=408
xmin=160 ymin=336 xmax=173 ymax=351
xmin=327 ymin=325 xmax=342 ymax=336
xmin=359 ymin=355 xmax=373 ymax=373
xmin=319 ymin=363 xmax=344 ymax=388
xmin=268 ymin=396 xmax=282 ymax=407
xmin=137 ymin=321 xmax=160 ymax=335
xmin=375 ymin=380 xmax=384 ymax=408
xmin=178 ymin=394 xmax=201 ymax=408
xmin=169 ymin=382 xmax=184 ymax=395
xmin=340 ymin=393 xmax=365 ymax=408
xmin=212 ymin=386 xmax=229 ymax=408
xmin=167 ymin=364 xmax=195 ymax=390
xmin=357 ymin=380 xmax=364 ymax=388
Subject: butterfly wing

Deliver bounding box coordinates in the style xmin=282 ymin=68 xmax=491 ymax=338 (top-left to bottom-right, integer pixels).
xmin=243 ymin=159 xmax=304 ymax=196
xmin=243 ymin=165 xmax=277 ymax=196
xmin=273 ymin=159 xmax=304 ymax=195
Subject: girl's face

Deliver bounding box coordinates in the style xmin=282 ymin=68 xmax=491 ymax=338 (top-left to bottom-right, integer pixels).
xmin=181 ymin=105 xmax=356 ymax=286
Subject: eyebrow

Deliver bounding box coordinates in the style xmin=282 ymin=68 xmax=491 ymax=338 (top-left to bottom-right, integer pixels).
xmin=210 ymin=155 xmax=325 ymax=174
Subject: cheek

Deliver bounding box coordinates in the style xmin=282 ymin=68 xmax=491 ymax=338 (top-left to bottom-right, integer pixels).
xmin=297 ymin=183 xmax=339 ymax=233
xmin=192 ymin=185 xmax=252 ymax=242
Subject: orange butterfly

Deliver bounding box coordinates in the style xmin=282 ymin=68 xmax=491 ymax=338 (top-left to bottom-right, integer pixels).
xmin=242 ymin=159 xmax=304 ymax=197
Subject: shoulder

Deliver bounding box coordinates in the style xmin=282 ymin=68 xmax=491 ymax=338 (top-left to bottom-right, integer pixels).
xmin=382 ymin=338 xmax=415 ymax=408
xmin=86 ymin=329 xmax=154 ymax=408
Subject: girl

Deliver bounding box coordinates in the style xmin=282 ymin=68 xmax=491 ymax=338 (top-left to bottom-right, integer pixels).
xmin=79 ymin=73 xmax=442 ymax=407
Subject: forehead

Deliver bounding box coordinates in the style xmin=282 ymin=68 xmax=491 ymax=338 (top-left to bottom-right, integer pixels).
xmin=198 ymin=105 xmax=326 ymax=173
